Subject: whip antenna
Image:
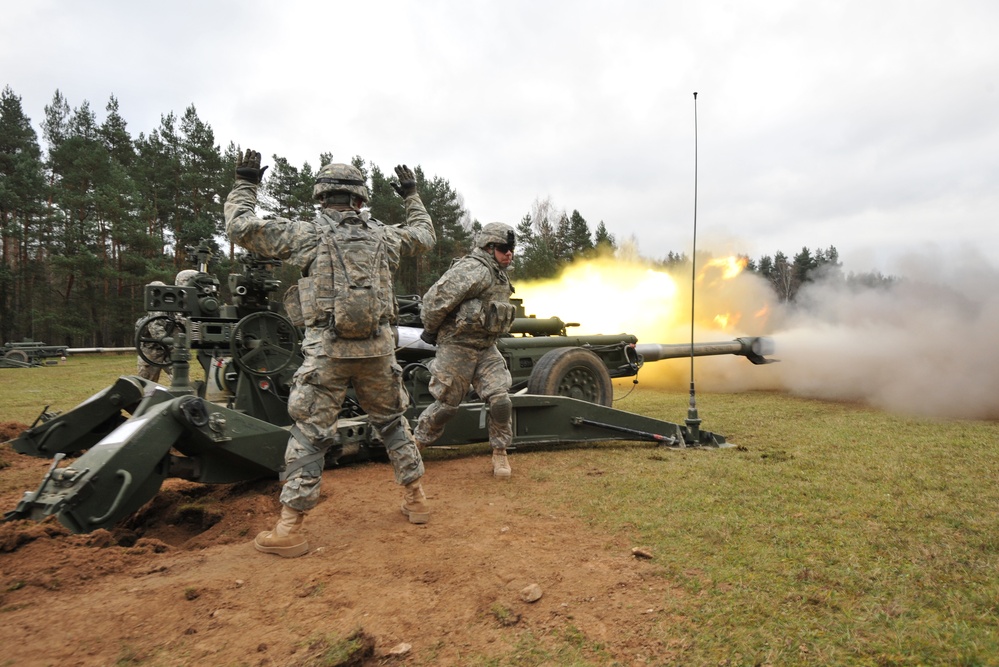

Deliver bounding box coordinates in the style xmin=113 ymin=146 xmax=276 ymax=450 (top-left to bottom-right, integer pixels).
xmin=686 ymin=91 xmax=702 ymax=441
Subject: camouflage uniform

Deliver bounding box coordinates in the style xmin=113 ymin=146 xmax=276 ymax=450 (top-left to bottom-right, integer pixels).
xmin=135 ymin=280 xmax=172 ymax=382
xmin=225 ymin=178 xmax=436 ymax=512
xmin=415 ymin=245 xmax=516 ymax=453
xmin=135 ymin=273 xmax=197 ymax=383
xmin=135 ymin=313 xmax=173 ymax=382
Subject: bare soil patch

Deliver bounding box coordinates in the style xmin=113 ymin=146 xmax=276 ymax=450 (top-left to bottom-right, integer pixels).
xmin=0 ymin=427 xmax=677 ymax=666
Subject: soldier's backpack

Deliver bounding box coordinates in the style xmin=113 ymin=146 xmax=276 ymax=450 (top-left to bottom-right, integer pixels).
xmin=322 ymin=219 xmax=387 ymax=340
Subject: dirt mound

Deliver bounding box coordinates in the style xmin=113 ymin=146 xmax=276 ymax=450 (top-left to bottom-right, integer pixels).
xmin=0 ymin=421 xmax=28 ymax=442
xmin=0 ymin=446 xmax=676 ymax=666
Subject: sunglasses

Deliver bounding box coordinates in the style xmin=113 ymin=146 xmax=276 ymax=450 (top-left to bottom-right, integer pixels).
xmin=494 ymin=243 xmax=514 ymax=254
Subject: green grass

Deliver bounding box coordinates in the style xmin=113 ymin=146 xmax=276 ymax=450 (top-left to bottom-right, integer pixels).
xmin=0 ymin=354 xmax=137 ymax=425
xmin=2 ymin=358 xmax=998 ymax=665
xmin=295 ymin=628 xmax=374 ymax=667
xmin=470 ymin=626 xmax=613 ymax=667
xmin=514 ymin=390 xmax=999 ymax=666
xmin=0 ymin=355 xmax=148 ymax=493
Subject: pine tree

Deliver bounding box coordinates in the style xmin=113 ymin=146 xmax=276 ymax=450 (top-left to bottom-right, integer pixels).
xmin=792 ymin=246 xmax=816 ymax=291
xmin=771 ymin=251 xmax=793 ymax=302
xmin=220 ymin=141 xmax=243 ymax=259
xmin=0 ymin=86 xmax=47 ymax=342
xmin=422 ymin=173 xmax=470 ymax=276
xmin=593 ymin=221 xmax=615 ymax=251
xmin=566 ymin=209 xmax=594 ymax=260
xmin=659 ymin=251 xmax=688 ymax=273
xmin=42 ymin=96 xmax=118 ymax=344
xmin=134 ymin=112 xmax=183 ymax=264
xmin=178 ymin=105 xmax=225 ymax=251
xmin=511 ymin=214 xmax=534 ymax=278
xmin=261 ymin=155 xmax=313 ymax=221
xmin=368 ymin=162 xmax=402 ymax=226
xmin=96 ymin=96 xmax=145 ymax=342
xmin=512 ymin=204 xmax=558 ymax=281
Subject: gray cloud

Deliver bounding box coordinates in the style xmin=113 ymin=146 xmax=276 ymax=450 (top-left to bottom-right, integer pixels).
xmin=3 ymin=0 xmax=998 ymax=273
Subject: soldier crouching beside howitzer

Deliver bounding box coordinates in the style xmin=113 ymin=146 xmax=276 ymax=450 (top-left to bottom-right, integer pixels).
xmin=224 ymin=149 xmax=436 ymax=558
xmin=134 ymin=270 xmax=198 ymax=382
xmin=414 ymin=222 xmax=517 ymax=478
xmin=136 ymin=280 xmax=170 ymax=381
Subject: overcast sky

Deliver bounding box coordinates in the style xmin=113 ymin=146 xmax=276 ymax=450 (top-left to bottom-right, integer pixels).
xmin=4 ymin=1 xmax=999 ymax=419
xmin=4 ymin=0 xmax=998 ymax=275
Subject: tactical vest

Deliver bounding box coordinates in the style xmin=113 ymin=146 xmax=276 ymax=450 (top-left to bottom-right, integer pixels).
xmin=446 ymin=252 xmax=516 ymax=339
xmin=292 ymin=213 xmax=392 ymax=339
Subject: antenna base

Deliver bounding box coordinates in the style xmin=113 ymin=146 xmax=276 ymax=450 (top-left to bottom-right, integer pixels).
xmin=685 ymin=410 xmax=701 ymax=441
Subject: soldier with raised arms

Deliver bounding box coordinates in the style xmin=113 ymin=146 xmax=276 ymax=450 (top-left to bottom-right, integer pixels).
xmin=224 ymin=149 xmax=436 ymax=557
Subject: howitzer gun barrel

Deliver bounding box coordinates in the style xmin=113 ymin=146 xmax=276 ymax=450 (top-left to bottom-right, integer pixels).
xmin=395 ymin=317 xmax=581 ymax=352
xmin=509 ymin=317 xmax=569 ymax=336
xmin=636 ymin=337 xmax=775 ymax=365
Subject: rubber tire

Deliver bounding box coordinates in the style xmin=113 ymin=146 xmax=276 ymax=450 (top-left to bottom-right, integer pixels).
xmin=215 ymin=358 xmax=236 ymax=394
xmin=4 ymin=349 xmax=29 ymax=364
xmin=527 ymin=347 xmax=613 ymax=407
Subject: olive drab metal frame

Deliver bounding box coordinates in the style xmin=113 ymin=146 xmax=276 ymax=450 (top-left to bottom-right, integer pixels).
xmin=4 ymin=242 xmax=775 ymax=533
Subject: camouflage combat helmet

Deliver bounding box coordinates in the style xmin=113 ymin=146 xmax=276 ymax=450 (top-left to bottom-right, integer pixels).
xmin=314 ymin=163 xmax=369 ymax=203
xmin=175 ymin=270 xmax=199 ymax=288
xmin=475 ymin=222 xmax=516 ymax=250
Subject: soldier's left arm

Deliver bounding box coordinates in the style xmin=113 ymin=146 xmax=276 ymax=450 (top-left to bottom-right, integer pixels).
xmin=394 ymin=193 xmax=437 ymax=256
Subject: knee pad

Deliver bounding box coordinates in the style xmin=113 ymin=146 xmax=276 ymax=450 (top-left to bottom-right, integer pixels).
xmin=378 ymin=416 xmax=413 ymax=452
xmin=488 ymin=393 xmax=512 ymax=424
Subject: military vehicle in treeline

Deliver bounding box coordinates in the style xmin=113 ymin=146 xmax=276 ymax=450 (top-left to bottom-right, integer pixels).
xmin=4 ymin=242 xmax=774 ymax=533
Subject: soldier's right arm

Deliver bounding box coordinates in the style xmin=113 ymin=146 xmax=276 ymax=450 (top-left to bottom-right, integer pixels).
xmin=421 ymin=258 xmax=490 ymax=332
xmin=224 ymin=180 xmax=317 ymax=265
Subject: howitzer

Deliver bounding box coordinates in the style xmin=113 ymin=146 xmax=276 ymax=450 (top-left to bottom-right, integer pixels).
xmin=395 ymin=305 xmax=774 ymax=408
xmin=1 ymin=340 xmax=68 ymax=368
xmin=4 ymin=255 xmax=775 ymax=533
xmin=134 ymin=247 xmax=301 ymax=409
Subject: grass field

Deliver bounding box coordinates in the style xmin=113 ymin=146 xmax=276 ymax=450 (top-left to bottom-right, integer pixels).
xmin=0 ymin=353 xmax=138 ymax=426
xmin=1 ymin=356 xmax=997 ymax=665
xmin=522 ymin=388 xmax=999 ymax=666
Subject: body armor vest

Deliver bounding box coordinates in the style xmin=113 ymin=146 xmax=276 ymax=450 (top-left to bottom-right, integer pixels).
xmin=445 ymin=252 xmax=516 ymax=341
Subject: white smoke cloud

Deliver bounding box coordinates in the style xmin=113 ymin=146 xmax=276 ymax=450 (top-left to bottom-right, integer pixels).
xmin=765 ymin=251 xmax=999 ymax=419
xmin=519 ymin=245 xmax=999 ymax=420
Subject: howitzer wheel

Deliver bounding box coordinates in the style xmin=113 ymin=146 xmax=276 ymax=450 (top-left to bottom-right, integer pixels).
xmin=4 ymin=349 xmax=29 ymax=364
xmin=230 ymin=311 xmax=300 ymax=377
xmin=215 ymin=357 xmax=236 ymax=394
xmin=134 ymin=315 xmax=185 ymax=367
xmin=527 ymin=347 xmax=614 ymax=407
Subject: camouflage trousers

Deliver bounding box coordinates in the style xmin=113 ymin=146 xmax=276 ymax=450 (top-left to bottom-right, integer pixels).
xmin=136 ymin=349 xmax=172 ymax=383
xmin=136 ymin=314 xmax=173 ymax=383
xmin=414 ymin=342 xmax=513 ymax=451
xmin=280 ymin=330 xmax=424 ymax=512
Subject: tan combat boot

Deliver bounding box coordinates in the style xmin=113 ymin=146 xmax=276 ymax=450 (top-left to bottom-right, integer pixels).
xmin=253 ymin=505 xmax=309 ymax=557
xmin=401 ymin=479 xmax=430 ymax=524
xmin=492 ymin=450 xmax=512 ymax=479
